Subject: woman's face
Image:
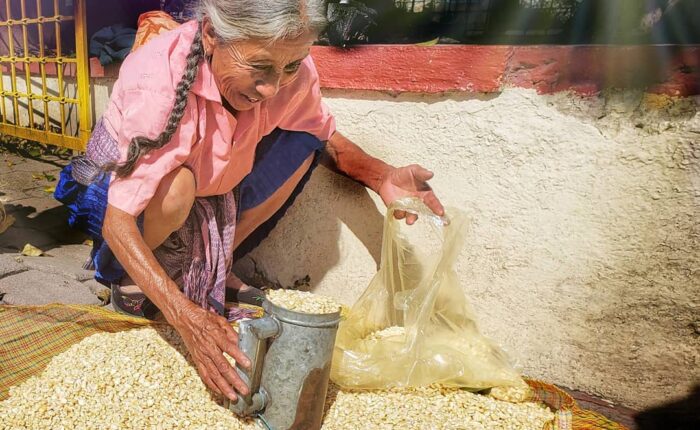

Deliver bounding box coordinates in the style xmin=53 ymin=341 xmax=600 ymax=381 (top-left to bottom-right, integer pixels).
xmin=202 ymin=20 xmax=315 ymax=112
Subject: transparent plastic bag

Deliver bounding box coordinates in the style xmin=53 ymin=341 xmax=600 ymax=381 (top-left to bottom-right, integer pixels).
xmin=331 ymin=198 xmax=526 ymax=391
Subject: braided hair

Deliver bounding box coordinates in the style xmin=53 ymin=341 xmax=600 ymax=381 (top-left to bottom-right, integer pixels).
xmin=106 ymin=24 xmax=204 ymax=178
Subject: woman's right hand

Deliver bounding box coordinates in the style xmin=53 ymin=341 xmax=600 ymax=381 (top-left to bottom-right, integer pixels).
xmin=171 ymin=299 xmax=252 ymax=401
xmin=102 ymin=205 xmax=251 ymax=400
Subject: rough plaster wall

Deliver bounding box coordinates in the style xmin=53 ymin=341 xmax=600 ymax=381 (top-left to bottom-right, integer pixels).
xmin=233 ymin=88 xmax=700 ymax=409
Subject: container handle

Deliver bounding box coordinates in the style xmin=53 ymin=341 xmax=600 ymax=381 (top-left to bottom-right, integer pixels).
xmin=226 ymin=315 xmax=281 ymax=416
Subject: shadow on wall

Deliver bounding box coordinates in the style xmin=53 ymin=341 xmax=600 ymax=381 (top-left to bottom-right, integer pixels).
xmin=233 ymin=167 xmax=385 ymax=291
xmin=335 ymin=177 xmax=385 ymax=266
xmin=634 ymin=385 xmax=700 ymax=430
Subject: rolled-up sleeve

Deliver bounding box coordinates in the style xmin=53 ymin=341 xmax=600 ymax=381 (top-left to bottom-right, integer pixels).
xmin=106 ymin=89 xmax=197 ymax=217
xmin=276 ymin=56 xmax=336 ymax=141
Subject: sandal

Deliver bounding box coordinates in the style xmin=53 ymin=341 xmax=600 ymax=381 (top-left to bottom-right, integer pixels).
xmin=225 ymin=273 xmax=266 ymax=306
xmin=110 ymin=283 xmax=160 ymax=320
xmin=225 ymin=284 xmax=266 ymax=306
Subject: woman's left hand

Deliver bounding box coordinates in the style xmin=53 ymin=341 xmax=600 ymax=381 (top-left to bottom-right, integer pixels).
xmin=378 ymin=164 xmax=445 ymax=225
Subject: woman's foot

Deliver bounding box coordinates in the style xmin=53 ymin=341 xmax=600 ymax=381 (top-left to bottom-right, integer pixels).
xmin=111 ymin=275 xmax=160 ymax=320
xmin=225 ymin=273 xmax=265 ymax=306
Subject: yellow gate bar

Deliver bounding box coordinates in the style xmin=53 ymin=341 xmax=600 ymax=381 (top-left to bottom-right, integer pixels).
xmin=0 ymin=15 xmax=73 ymax=25
xmin=0 ymin=18 xmax=5 ymax=124
xmin=53 ymin=0 xmax=65 ymax=135
xmin=4 ymin=0 xmax=20 ymax=127
xmin=19 ymin=0 xmax=35 ymax=130
xmin=74 ymin=0 xmax=91 ymax=146
xmin=0 ymin=56 xmax=77 ymax=63
xmin=0 ymin=90 xmax=78 ymax=104
xmin=35 ymin=0 xmax=50 ymax=135
xmin=1 ymin=123 xmax=84 ymax=151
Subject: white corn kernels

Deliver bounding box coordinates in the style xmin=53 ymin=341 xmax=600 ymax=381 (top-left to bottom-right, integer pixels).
xmin=1 ymin=322 xmax=553 ymax=429
xmin=322 ymin=384 xmax=553 ymax=430
xmin=363 ymin=326 xmax=408 ymax=341
xmin=266 ymin=289 xmax=341 ymax=315
xmin=0 ymin=327 xmax=258 ymax=430
xmin=488 ymin=385 xmax=534 ymax=403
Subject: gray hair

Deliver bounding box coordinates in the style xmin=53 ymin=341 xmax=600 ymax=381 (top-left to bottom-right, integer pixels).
xmin=108 ymin=1 xmax=327 ymax=178
xmin=199 ymin=0 xmax=328 ymax=42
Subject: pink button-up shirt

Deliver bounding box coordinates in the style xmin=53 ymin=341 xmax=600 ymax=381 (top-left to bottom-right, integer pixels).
xmin=102 ymin=21 xmax=336 ymax=216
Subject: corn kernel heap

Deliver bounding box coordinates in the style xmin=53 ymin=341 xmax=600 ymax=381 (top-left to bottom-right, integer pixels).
xmin=266 ymin=289 xmax=341 ymax=315
xmin=0 ymin=327 xmax=256 ymax=430
xmin=323 ymin=385 xmax=554 ymax=430
xmin=1 ymin=310 xmax=554 ymax=430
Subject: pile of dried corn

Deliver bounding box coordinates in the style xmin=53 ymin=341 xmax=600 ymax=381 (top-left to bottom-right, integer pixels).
xmin=323 ymin=384 xmax=554 ymax=430
xmin=266 ymin=289 xmax=341 ymax=315
xmin=1 ymin=321 xmax=554 ymax=430
xmin=0 ymin=327 xmax=257 ymax=430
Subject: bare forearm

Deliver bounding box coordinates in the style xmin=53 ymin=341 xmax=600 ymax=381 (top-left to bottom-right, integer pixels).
xmin=325 ymin=131 xmax=393 ymax=194
xmin=104 ymin=205 xmax=252 ymax=400
xmin=102 ymin=204 xmax=189 ymax=324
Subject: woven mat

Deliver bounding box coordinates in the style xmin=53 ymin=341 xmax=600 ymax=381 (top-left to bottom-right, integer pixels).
xmin=0 ymin=304 xmax=628 ymax=430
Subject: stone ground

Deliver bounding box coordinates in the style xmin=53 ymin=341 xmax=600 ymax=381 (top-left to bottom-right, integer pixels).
xmin=0 ymin=149 xmax=666 ymax=430
xmin=0 ymin=150 xmax=112 ymax=309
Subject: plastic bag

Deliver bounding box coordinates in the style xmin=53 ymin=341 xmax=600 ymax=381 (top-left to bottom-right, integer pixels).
xmin=331 ymin=198 xmax=526 ymax=390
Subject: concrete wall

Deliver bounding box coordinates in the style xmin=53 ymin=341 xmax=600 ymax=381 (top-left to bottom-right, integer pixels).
xmin=233 ymin=88 xmax=699 ymax=410
xmin=18 ymin=72 xmax=699 ymax=409
xmin=0 ymin=75 xmax=80 ymax=136
xmin=0 ymin=75 xmax=113 ymax=137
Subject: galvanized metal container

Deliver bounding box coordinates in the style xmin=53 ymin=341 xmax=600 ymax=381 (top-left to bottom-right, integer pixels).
xmin=227 ymin=299 xmax=341 ymax=430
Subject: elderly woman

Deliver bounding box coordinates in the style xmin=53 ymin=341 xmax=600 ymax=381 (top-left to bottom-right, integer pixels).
xmin=56 ymin=0 xmax=443 ymax=401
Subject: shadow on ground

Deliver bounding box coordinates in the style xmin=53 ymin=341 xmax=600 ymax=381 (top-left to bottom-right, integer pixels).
xmin=634 ymin=385 xmax=700 ymax=430
xmin=0 ymin=204 xmax=86 ymax=253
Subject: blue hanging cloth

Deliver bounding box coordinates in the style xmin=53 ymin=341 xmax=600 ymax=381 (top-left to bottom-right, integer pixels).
xmin=89 ymin=24 xmax=137 ymax=66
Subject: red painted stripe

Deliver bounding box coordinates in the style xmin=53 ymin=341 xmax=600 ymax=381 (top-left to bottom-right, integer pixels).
xmin=503 ymin=45 xmax=700 ymax=97
xmin=309 ymin=45 xmax=511 ymax=94
xmin=310 ymin=45 xmax=700 ymax=96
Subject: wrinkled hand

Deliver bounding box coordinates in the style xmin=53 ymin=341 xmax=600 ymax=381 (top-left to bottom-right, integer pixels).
xmin=173 ymin=301 xmax=251 ymax=401
xmin=378 ymin=164 xmax=445 ymax=225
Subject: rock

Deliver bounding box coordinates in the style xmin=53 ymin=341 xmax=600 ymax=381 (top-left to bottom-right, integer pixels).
xmin=0 ymin=270 xmax=100 ymax=305
xmin=82 ymin=279 xmax=111 ymax=305
xmin=47 ymin=244 xmax=93 ymax=264
xmin=0 ymin=254 xmax=26 ymax=278
xmin=20 ymin=254 xmax=95 ymax=281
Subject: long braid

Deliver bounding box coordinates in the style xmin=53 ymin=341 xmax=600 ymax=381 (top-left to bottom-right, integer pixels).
xmin=106 ymin=24 xmax=204 ymax=178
